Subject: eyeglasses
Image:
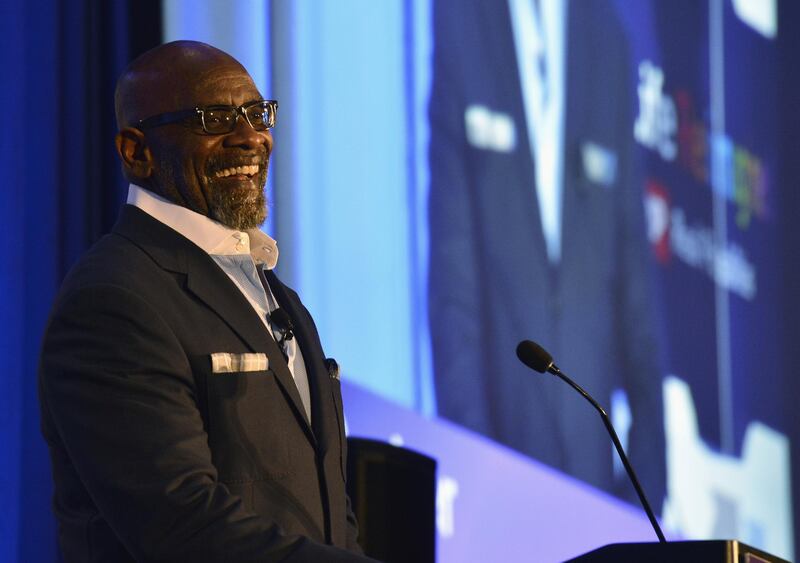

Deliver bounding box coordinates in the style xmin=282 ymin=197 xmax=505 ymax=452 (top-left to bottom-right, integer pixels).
xmin=137 ymin=100 xmax=278 ymax=135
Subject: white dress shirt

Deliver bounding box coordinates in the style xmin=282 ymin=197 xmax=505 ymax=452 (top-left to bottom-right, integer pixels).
xmin=509 ymin=0 xmax=568 ymax=263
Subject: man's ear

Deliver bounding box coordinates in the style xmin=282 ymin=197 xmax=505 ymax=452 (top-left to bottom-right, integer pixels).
xmin=115 ymin=127 xmax=154 ymax=180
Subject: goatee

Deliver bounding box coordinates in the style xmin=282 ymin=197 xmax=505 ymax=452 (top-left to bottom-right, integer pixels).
xmin=208 ymin=184 xmax=268 ymax=230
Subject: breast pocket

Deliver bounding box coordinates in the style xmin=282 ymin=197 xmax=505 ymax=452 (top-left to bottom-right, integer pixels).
xmin=205 ymin=371 xmax=293 ymax=482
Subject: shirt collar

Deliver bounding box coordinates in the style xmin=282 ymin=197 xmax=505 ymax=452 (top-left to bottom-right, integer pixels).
xmin=126 ymin=184 xmax=279 ymax=269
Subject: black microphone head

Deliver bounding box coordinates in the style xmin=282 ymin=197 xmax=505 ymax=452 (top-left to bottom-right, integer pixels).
xmin=270 ymin=308 xmax=292 ymax=328
xmin=516 ymin=340 xmax=554 ymax=373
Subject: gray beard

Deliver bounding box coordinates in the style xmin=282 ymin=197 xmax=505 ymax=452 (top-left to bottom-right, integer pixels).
xmin=207 ymin=184 xmax=268 ymax=230
xmin=150 ymin=158 xmax=269 ymax=230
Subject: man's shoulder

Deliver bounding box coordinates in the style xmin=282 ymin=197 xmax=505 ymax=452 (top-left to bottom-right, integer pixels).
xmin=51 ymin=245 xmax=144 ymax=321
xmin=57 ymin=208 xmax=183 ymax=300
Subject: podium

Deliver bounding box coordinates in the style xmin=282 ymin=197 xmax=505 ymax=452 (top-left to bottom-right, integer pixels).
xmin=567 ymin=540 xmax=790 ymax=562
xmin=346 ymin=438 xmax=437 ymax=563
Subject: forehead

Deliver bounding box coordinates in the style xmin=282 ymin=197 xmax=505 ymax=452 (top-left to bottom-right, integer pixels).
xmin=178 ymin=66 xmax=262 ymax=108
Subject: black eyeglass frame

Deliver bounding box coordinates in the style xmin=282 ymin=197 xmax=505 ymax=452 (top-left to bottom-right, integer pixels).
xmin=137 ymin=99 xmax=278 ymax=134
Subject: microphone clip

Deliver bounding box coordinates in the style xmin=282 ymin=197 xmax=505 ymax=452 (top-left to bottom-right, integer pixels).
xmin=270 ymin=308 xmax=295 ymax=353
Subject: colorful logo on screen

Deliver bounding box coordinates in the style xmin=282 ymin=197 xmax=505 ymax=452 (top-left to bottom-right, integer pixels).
xmin=634 ymin=61 xmax=769 ymax=230
xmin=644 ymin=180 xmax=757 ymax=300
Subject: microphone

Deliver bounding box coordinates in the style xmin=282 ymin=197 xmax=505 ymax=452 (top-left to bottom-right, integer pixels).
xmin=269 ymin=308 xmax=294 ymax=350
xmin=515 ymin=340 xmax=667 ymax=543
xmin=516 ymin=339 xmax=556 ymax=374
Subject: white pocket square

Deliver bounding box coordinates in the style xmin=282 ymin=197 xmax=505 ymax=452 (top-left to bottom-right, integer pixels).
xmin=210 ymin=353 xmax=268 ymax=374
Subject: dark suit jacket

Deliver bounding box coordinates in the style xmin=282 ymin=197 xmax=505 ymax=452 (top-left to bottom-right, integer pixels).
xmin=428 ymin=0 xmax=666 ymax=506
xmin=39 ymin=205 xmax=374 ymax=562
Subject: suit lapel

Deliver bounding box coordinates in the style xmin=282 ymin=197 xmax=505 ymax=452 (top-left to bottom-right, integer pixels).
xmin=186 ymin=264 xmax=315 ymax=441
xmin=561 ymin=2 xmax=591 ymax=268
xmin=113 ymin=206 xmax=315 ymax=442
xmin=265 ymin=270 xmax=335 ymax=457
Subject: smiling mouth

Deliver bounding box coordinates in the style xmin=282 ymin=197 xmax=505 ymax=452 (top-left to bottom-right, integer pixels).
xmin=213 ymin=164 xmax=260 ymax=179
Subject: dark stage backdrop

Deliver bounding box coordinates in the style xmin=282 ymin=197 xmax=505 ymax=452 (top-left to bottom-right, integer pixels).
xmin=0 ymin=1 xmax=161 ymax=560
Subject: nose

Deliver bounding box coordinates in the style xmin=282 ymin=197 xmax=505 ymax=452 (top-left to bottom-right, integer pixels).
xmin=223 ymin=115 xmax=272 ymax=152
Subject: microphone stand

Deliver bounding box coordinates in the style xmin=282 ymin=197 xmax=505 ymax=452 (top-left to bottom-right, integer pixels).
xmin=547 ymin=363 xmax=667 ymax=543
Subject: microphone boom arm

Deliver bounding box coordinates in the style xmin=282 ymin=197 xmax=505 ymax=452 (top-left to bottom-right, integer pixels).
xmin=548 ymin=363 xmax=667 ymax=543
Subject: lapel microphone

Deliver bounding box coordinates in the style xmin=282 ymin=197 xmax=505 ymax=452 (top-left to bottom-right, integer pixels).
xmin=269 ymin=308 xmax=295 ymax=350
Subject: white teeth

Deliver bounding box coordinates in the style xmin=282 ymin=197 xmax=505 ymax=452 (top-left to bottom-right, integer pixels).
xmin=214 ymin=165 xmax=259 ymax=178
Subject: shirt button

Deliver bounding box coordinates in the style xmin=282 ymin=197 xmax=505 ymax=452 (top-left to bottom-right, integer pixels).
xmin=233 ymin=232 xmax=248 ymax=252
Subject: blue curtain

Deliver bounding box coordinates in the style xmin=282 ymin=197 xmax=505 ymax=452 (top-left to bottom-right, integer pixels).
xmin=0 ymin=1 xmax=160 ymax=560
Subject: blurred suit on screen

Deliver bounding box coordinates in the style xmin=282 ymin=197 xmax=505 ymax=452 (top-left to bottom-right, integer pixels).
xmin=428 ymin=0 xmax=666 ymax=506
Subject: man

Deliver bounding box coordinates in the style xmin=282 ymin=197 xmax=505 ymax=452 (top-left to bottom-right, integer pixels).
xmin=39 ymin=41 xmax=376 ymax=562
xmin=428 ymin=0 xmax=666 ymax=507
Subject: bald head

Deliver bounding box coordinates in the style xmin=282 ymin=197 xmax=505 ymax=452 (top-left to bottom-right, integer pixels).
xmin=113 ymin=40 xmax=272 ymax=230
xmin=115 ymin=41 xmax=255 ymax=129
